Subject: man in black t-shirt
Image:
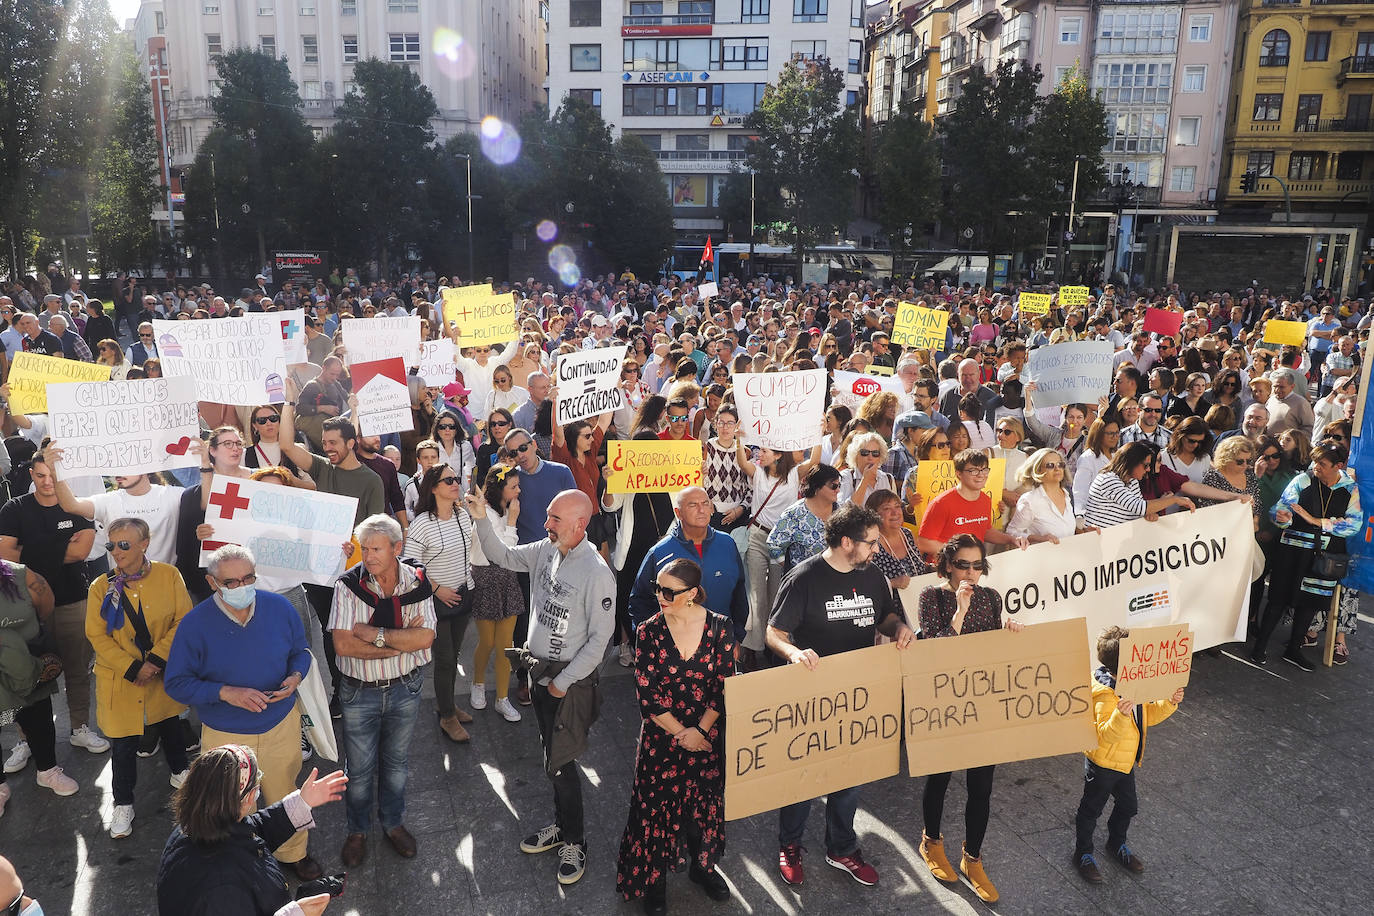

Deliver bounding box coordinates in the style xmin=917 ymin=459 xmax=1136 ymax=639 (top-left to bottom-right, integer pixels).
xmin=766 ymin=505 xmax=914 ymax=890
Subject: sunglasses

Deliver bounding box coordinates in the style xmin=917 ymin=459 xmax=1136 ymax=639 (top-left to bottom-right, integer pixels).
xmin=512 ymin=441 xmax=533 ymax=454
xmin=1142 ymin=407 xmax=1163 ymax=414
xmin=950 ymin=559 xmax=988 ymax=571
xmin=253 ymin=414 xmax=280 ymax=425
xmin=1186 ymin=437 xmax=1205 ymax=445
xmin=668 ymin=414 xmax=689 ymax=422
xmin=933 ymin=441 xmax=950 ymax=448
xmin=437 ymin=423 xmax=457 ymax=431
xmin=859 ymin=449 xmax=882 ymax=458
xmin=438 ymin=475 xmax=461 ymax=486
xmin=654 ymin=582 xmax=693 ymax=599
xmin=995 ymin=428 xmax=1016 ymax=436
xmin=1043 ymin=462 xmax=1065 ymax=470
xmin=489 ymin=419 xmax=511 ymax=427
xmin=140 ymin=333 xmax=153 ymax=338
xmin=105 ymin=539 xmax=138 ymax=551
xmin=1259 ymin=452 xmax=1280 ymax=461
xmin=219 ymin=573 xmax=257 ymax=588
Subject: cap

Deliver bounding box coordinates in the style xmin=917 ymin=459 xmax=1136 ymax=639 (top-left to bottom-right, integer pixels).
xmin=44 ymin=293 xmax=61 ymax=302
xmin=590 ymin=314 xmax=609 ymax=327
xmin=442 ymin=382 xmax=472 ymax=399
xmin=893 ymin=410 xmax=937 ymax=435
xmin=255 ymin=273 xmax=267 ymax=281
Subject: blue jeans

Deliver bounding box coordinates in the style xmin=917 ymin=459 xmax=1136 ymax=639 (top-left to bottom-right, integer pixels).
xmin=339 ymin=670 xmax=424 ymax=834
xmin=778 ymin=785 xmax=860 ymax=857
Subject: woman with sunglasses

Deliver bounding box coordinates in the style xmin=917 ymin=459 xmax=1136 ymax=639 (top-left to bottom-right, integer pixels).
xmin=1161 ymin=416 xmax=1214 ymax=488
xmin=1006 ymin=447 xmax=1087 ymax=544
xmin=243 ymin=406 xmax=313 ymax=486
xmin=474 ymin=408 xmax=514 ymax=488
xmin=767 ymin=465 xmax=842 ymax=572
xmin=94 ymin=338 xmax=130 ymax=380
xmin=156 ymin=745 xmax=346 ymax=916
xmin=838 ymin=432 xmax=895 ymax=507
xmin=484 ymin=365 xmax=528 ymax=418
xmin=916 ymin=534 xmax=1023 ymax=903
xmin=1207 ymin=370 xmax=1243 ymax=426
xmin=430 ymin=410 xmax=476 ymax=493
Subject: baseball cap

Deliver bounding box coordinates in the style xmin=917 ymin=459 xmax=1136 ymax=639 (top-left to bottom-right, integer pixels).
xmin=591 ymin=314 xmax=609 ymax=327
xmin=893 ymin=410 xmax=937 ymax=435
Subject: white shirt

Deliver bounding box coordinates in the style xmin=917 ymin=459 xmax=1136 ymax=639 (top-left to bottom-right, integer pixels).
xmin=89 ymin=484 xmax=184 ymax=564
xmin=750 ymin=466 xmax=798 ymax=530
xmin=1007 ymin=485 xmax=1077 ymax=541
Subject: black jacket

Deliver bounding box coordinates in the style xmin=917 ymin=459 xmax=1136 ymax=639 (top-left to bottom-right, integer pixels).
xmin=82 ymin=313 xmax=117 ymax=352
xmin=157 ymin=801 xmax=298 ymax=916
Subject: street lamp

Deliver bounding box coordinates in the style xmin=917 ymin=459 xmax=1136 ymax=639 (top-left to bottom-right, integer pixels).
xmin=747 ymin=169 xmax=756 ymax=279
xmin=1059 ymin=155 xmax=1085 ymax=282
xmin=454 ymin=152 xmax=474 ymax=282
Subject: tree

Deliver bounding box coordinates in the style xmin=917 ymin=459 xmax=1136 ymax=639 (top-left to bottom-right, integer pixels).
xmin=870 ymin=101 xmax=941 ymax=269
xmin=436 ymin=132 xmax=514 ymax=281
xmin=1029 ymin=64 xmax=1110 ymax=277
xmin=90 ymin=42 xmax=162 ymax=272
xmin=743 ymin=59 xmax=861 ymax=278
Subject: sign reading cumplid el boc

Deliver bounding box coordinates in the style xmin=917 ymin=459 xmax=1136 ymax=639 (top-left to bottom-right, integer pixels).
xmin=152 ymin=316 xmax=287 ymax=406
xmin=46 ymin=377 xmax=202 ymax=480
xmin=734 ymin=368 xmax=826 ymax=452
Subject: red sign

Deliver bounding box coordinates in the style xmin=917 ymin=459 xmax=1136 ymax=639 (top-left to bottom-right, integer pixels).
xmin=621 ymin=24 xmax=713 ymax=36
xmin=1142 ymin=307 xmax=1184 ymax=337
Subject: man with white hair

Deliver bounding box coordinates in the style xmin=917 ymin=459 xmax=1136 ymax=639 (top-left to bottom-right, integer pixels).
xmin=1217 ymin=403 xmax=1271 ymax=445
xmin=1266 ymin=369 xmax=1315 ymax=438
xmin=939 ymin=357 xmax=998 ymax=421
xmin=46 ymin=314 xmax=92 ymax=361
xmin=129 ymin=321 xmax=158 ymax=366
xmin=15 ymin=312 xmax=63 ymax=356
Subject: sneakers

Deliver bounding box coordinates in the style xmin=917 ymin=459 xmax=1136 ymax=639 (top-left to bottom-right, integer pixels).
xmin=300 ymin=732 xmax=313 ymax=762
xmin=3 ymin=741 xmax=30 ymax=774
xmin=36 ymin=766 xmax=79 ymax=797
xmin=1076 ymin=852 xmax=1104 ymax=884
xmin=556 ymin=842 xmax=586 ymax=885
xmin=618 ymin=643 xmax=634 ymax=667
xmin=1114 ymin=844 xmax=1145 ymax=874
xmin=109 ymin=804 xmax=135 ymax=839
xmin=170 ymin=769 xmax=189 ymax=790
xmin=520 ymin=823 xmax=564 ymax=854
xmin=470 ymin=683 xmax=488 ymax=710
xmin=778 ymin=843 xmax=804 ymax=885
xmin=1302 ymin=632 xmax=1320 ymax=649
xmin=959 ymin=848 xmax=999 ymax=903
xmin=825 ymin=848 xmax=879 ymax=886
xmin=136 ymin=731 xmax=160 ymax=758
xmin=494 ymin=697 xmax=522 ymax=723
xmin=919 ymin=833 xmax=958 ymax=883
xmin=1282 ymin=650 xmax=1315 ymax=672
xmin=1248 ymin=648 xmax=1268 ymax=666
xmin=0 ymin=783 xmax=9 ymax=818
xmin=181 ymin=719 xmax=200 ymax=754
xmin=70 ymin=725 xmax=111 ymax=753
xmin=515 ymin=684 xmax=532 ymax=706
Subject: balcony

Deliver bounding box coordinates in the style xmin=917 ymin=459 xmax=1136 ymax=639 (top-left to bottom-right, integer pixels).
xmin=623 ymin=14 xmax=713 ymax=26
xmin=999 ymin=20 xmax=1032 ymax=53
xmin=968 ymin=0 xmax=1000 ymax=31
xmin=1295 ymin=117 xmax=1373 ymax=132
xmin=1312 ymin=0 xmax=1374 ymax=4
xmin=1258 ymin=55 xmax=1289 ymax=67
xmin=1240 ymin=176 xmax=1374 ymax=198
xmin=1339 ymin=56 xmax=1374 ymax=84
xmin=655 ymin=150 xmax=747 ymax=161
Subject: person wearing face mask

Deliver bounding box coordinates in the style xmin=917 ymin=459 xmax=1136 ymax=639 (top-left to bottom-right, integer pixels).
xmin=0 ymin=855 xmax=43 ymax=916
xmin=164 ymin=545 xmax=321 ymax=883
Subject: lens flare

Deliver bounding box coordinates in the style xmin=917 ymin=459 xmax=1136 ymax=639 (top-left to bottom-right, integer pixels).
xmin=535 ymin=220 xmax=558 ymax=242
xmin=479 ymin=116 xmax=521 ymax=165
xmin=432 ymin=28 xmax=476 ymax=80
xmin=558 ymin=263 xmax=583 ymax=286
xmin=548 ymin=244 xmax=581 ymax=285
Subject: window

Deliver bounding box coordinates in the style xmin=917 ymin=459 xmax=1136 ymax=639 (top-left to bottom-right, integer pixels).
xmin=793 ymin=0 xmax=827 ymax=23
xmin=1054 ymin=66 xmax=1073 ymax=86
xmin=387 ymin=0 xmax=419 ymax=11
xmin=622 ymin=83 xmax=764 ymax=117
xmin=260 ymin=35 xmax=276 ymax=57
xmin=1305 ymin=32 xmax=1330 ymax=62
xmin=629 ymin=2 xmax=663 ymax=13
xmin=258 ymin=3 xmax=274 ymax=14
xmin=1176 ymin=116 xmax=1201 ymax=146
xmin=677 ymin=134 xmax=709 ymax=150
xmin=1059 ymin=17 xmax=1081 ymax=44
xmin=791 ymin=40 xmax=826 ymax=61
xmin=1295 ymin=93 xmax=1322 ymax=131
xmin=570 ymin=0 xmax=600 ymax=26
xmin=206 ymin=34 xmax=222 ymax=55
xmin=712 ymin=37 xmax=768 ymax=70
xmin=1096 ymin=11 xmax=1180 ymax=55
xmin=1347 ymin=95 xmax=1372 ymax=129
xmin=343 ymin=80 xmax=357 ymax=95
xmin=846 ymin=89 xmax=858 ymax=107
xmin=209 ymin=79 xmax=222 ymax=97
xmin=389 ymin=33 xmax=421 ymax=62
xmin=742 ymin=0 xmax=770 ymax=22
xmin=1288 ymin=152 xmax=1322 ymax=181
xmin=1109 ymin=109 xmax=1169 ymax=153
xmin=341 ymin=0 xmax=356 ymax=14
xmin=343 ymin=35 xmax=358 ymax=62
xmin=1253 ymin=93 xmax=1282 ymax=121
xmin=634 ymin=133 xmax=662 ymax=150
xmin=1182 ymin=65 xmax=1205 ymax=93
xmin=727 ymin=135 xmax=750 ymax=151
xmin=570 ymin=44 xmax=601 ymax=71
xmin=1169 ymin=166 xmax=1196 ymax=192
xmin=303 ymin=35 xmax=318 ymax=63
xmin=568 ymin=88 xmax=602 ymax=111
xmin=1094 ymin=62 xmax=1173 ymax=104
xmin=203 ymin=2 xmax=219 ymax=12
xmin=1336 ymin=152 xmax=1364 ymax=181
xmin=1246 ymin=151 xmax=1275 ymax=177
xmin=680 ymin=1 xmax=713 ymax=15
xmin=1188 ymin=15 xmax=1211 ymax=42
xmin=300 ymin=4 xmax=315 ymax=14
xmin=1259 ymin=29 xmax=1289 ymax=67
xmin=303 ymin=80 xmax=322 ymax=99
xmin=155 ymin=10 xmax=164 ymax=31
xmin=1110 ymin=160 xmax=1161 ymax=187
xmin=849 ymin=39 xmax=862 ymax=73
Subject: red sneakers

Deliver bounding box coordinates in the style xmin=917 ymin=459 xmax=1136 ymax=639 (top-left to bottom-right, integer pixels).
xmin=778 ymin=844 xmax=805 ymax=885
xmin=825 ymin=848 xmax=879 ymax=886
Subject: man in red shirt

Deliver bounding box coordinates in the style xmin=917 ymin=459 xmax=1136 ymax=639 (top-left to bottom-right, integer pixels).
xmin=658 ymin=397 xmax=696 ymax=441
xmin=917 ymin=450 xmax=1029 ymax=558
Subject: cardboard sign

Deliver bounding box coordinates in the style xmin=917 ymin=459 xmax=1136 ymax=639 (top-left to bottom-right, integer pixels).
xmin=1024 ymin=340 xmax=1115 ymax=408
xmin=605 ymin=439 xmax=703 ymax=493
xmin=890 ymin=303 xmax=949 ymax=350
xmin=901 ymin=618 xmax=1097 ymax=777
xmin=831 ymin=369 xmax=903 ymax=410
xmin=899 ymin=501 xmax=1254 ymax=664
xmin=47 ymin=376 xmax=201 ymax=480
xmin=555 ymin=345 xmax=628 ymax=425
xmin=276 ymin=309 xmax=308 ymax=364
xmin=1058 ymin=286 xmax=1091 ymax=308
xmin=153 ymin=316 xmax=287 ymax=405
xmin=735 ymin=369 xmax=826 ymax=452
xmin=909 ymin=458 xmax=1006 ymax=530
xmin=1142 ymin=308 xmax=1184 ymax=337
xmin=6 ymin=352 xmax=111 ymax=415
xmin=1018 ymin=292 xmax=1052 ymax=316
xmin=698 ymin=281 xmax=719 ymax=299
xmin=1114 ymin=623 xmax=1193 ymax=703
xmin=351 ymin=358 xmax=413 ymax=436
xmin=200 ymin=474 xmax=357 ymax=587
xmin=341 ymin=316 xmax=421 ymax=367
xmin=725 ymin=644 xmax=903 ymax=820
xmin=442 ymin=286 xmax=519 ymax=347
xmin=415 ymin=339 xmax=456 ymax=387
xmin=1264 ymin=319 xmax=1308 ymax=346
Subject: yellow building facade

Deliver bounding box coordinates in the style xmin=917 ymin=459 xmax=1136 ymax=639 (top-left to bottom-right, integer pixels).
xmin=867 ymin=0 xmax=949 ymax=126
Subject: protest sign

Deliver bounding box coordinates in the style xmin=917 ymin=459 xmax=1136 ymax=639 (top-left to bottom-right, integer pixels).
xmin=1143 ymin=308 xmax=1184 ymax=337
xmin=6 ymin=352 xmax=110 ymax=414
xmin=341 ymin=316 xmax=421 ymax=367
xmin=899 ymin=501 xmax=1254 ymax=664
xmin=1059 ymin=286 xmax=1091 ymax=308
xmin=416 ymin=339 xmax=456 ymax=387
xmin=890 ymin=302 xmax=949 ymax=350
xmin=1264 ymin=319 xmax=1308 ymax=347
xmin=605 ymin=440 xmax=703 ymax=493
xmin=831 ymin=369 xmax=903 ymax=410
xmin=725 ymin=644 xmax=903 ymax=820
xmin=351 ymin=358 xmax=413 ymax=436
xmin=909 ymin=458 xmax=1006 ymax=529
xmin=47 ymin=376 xmax=201 ymax=480
xmin=153 ymin=316 xmax=287 ymax=405
xmin=200 ymin=474 xmax=357 ymax=587
xmin=901 ymin=619 xmax=1097 ymax=777
xmin=1018 ymin=292 xmax=1052 ymax=316
xmin=1113 ymin=623 xmax=1193 ymax=703
xmin=698 ymin=281 xmax=719 ymax=299
xmin=735 ymin=369 xmax=826 ymax=452
xmin=1024 ymin=340 xmax=1114 ymax=408
xmin=276 ymin=309 xmax=308 ymax=364
xmin=442 ymin=286 xmax=518 ymax=346
xmin=555 ymin=345 xmax=627 ymax=425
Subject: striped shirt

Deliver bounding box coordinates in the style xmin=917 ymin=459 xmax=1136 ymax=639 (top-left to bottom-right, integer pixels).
xmin=1083 ymin=472 xmax=1147 ymax=528
xmin=328 ymin=561 xmax=436 ymax=681
xmin=402 ymin=509 xmax=475 ymax=590
xmin=1119 ymin=423 xmax=1171 ymax=448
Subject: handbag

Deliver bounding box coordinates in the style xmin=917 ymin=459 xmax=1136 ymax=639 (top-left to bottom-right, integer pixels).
xmin=1311 ymin=550 xmax=1350 ymax=581
xmin=296 ymin=651 xmax=338 ymax=761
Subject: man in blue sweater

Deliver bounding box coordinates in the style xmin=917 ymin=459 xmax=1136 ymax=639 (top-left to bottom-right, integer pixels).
xmin=164 ymin=544 xmax=320 ymax=881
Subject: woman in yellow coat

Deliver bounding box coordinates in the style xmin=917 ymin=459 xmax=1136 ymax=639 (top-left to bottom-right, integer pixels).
xmin=85 ymin=517 xmax=192 ymax=840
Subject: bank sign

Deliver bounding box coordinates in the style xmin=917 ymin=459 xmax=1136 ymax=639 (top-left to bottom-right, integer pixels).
xmin=623 ymin=71 xmax=711 ymax=84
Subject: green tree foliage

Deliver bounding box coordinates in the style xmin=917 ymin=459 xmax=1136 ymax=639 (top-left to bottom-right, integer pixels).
xmin=1029 ymin=63 xmax=1110 ymax=220
xmin=870 ymin=101 xmax=941 ymax=256
xmin=90 ymin=42 xmax=162 ymax=271
xmin=435 ymin=133 xmax=513 ymax=281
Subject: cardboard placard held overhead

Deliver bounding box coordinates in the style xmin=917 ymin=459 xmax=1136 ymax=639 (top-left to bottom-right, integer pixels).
xmin=1018 ymin=292 xmax=1052 ymax=316
xmin=1113 ymin=623 xmax=1193 ymax=703
xmin=341 ymin=315 xmax=422 ymax=367
xmin=152 ymin=315 xmax=288 ymax=405
xmin=1058 ymin=286 xmax=1091 ymax=308
xmin=901 ymin=618 xmax=1097 ymax=778
xmin=698 ymin=281 xmax=719 ymax=299
xmin=554 ymin=345 xmax=628 ymax=425
xmin=1263 ymin=319 xmax=1308 ymax=347
xmin=734 ymin=368 xmax=826 ymax=452
xmin=831 ymin=369 xmax=904 ymax=410
xmin=725 ymin=644 xmax=903 ymax=821
xmin=604 ymin=440 xmax=703 ymax=493
xmin=351 ymin=358 xmax=413 ymax=436
xmin=1024 ymin=340 xmax=1115 ymax=408
xmin=415 ymin=339 xmax=456 ymax=388
xmin=276 ymin=309 xmax=308 ymax=364
xmin=47 ymin=377 xmax=202 ymax=480
xmin=890 ymin=302 xmax=950 ymax=350
xmin=6 ymin=352 xmax=111 ymax=415
xmin=442 ymin=286 xmax=519 ymax=347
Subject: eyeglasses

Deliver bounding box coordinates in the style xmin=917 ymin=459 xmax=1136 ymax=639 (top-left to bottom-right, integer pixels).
xmin=859 ymin=449 xmax=882 ymax=458
xmin=219 ymin=573 xmax=257 ymax=589
xmin=962 ymin=466 xmax=991 ymax=476
xmin=105 ymin=539 xmax=138 ymax=551
xmin=437 ymin=423 xmax=457 ymax=431
xmin=995 ymin=428 xmax=1016 ymax=436
xmin=654 ymin=582 xmax=693 ymax=599
xmin=668 ymin=414 xmax=689 ymax=422
xmin=438 ymin=475 xmax=461 ymax=486
xmin=253 ymin=414 xmax=280 ymax=425
xmin=950 ymin=559 xmax=988 ymax=571
xmin=216 ymin=440 xmax=244 ymax=448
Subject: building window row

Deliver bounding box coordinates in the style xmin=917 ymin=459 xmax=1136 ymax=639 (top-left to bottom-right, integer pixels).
xmin=1094 ymin=62 xmax=1172 ymax=104
xmin=1246 ymin=151 xmax=1364 ymax=182
xmin=622 ymin=83 xmax=766 ymax=117
xmin=622 ymin=38 xmax=774 ymax=71
xmin=1096 ymin=11 xmax=1180 ymax=55
xmin=1109 ymin=109 xmax=1168 ymax=153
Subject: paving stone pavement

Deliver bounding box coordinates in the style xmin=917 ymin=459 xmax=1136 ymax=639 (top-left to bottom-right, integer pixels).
xmin=3 ymin=613 xmax=1371 ymax=915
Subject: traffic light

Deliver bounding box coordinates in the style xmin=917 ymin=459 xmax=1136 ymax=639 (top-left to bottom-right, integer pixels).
xmin=1240 ymin=171 xmax=1258 ymax=194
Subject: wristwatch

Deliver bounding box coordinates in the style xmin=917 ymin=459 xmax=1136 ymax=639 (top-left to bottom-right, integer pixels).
xmin=374 ymin=628 xmax=386 ymax=648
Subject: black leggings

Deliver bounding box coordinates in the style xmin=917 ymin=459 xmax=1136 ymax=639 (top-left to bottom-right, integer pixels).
xmin=923 ymin=765 xmax=996 ymax=859
xmin=0 ymin=696 xmax=57 ymax=782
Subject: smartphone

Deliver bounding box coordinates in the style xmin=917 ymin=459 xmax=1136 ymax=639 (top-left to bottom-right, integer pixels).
xmin=295 ymin=873 xmax=346 ymax=899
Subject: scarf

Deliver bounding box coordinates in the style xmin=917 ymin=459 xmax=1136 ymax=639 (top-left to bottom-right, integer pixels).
xmin=340 ymin=559 xmax=433 ymax=629
xmin=100 ymin=560 xmax=152 ymax=635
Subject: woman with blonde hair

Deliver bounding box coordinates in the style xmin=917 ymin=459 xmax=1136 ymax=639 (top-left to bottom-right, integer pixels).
xmin=1007 ymin=448 xmax=1082 ymax=544
xmin=838 ymin=431 xmax=896 ymax=506
xmin=95 ymin=338 xmax=130 ymax=380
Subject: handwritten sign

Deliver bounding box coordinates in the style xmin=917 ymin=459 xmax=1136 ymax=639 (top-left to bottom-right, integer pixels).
xmin=725 ymin=644 xmax=903 ymax=820
xmin=909 ymin=458 xmax=1005 ymax=529
xmin=900 ymin=619 xmax=1096 ymax=777
xmin=1114 ymin=623 xmax=1192 ymax=703
xmin=153 ymin=316 xmax=287 ymax=405
xmin=276 ymin=308 xmax=307 ymax=364
xmin=890 ymin=303 xmax=949 ymax=350
xmin=415 ymin=339 xmax=456 ymax=387
xmin=442 ymin=286 xmax=518 ymax=347
xmin=351 ymin=358 xmax=413 ymax=437
xmin=555 ymin=345 xmax=627 ymax=425
xmin=831 ymin=369 xmax=903 ymax=410
xmin=6 ymin=352 xmax=111 ymax=415
xmin=605 ymin=440 xmax=703 ymax=493
xmin=1264 ymin=319 xmax=1308 ymax=347
xmin=698 ymin=281 xmax=719 ymax=299
xmin=1024 ymin=340 xmax=1114 ymax=407
xmin=341 ymin=316 xmax=421 ymax=367
xmin=1143 ymin=308 xmax=1183 ymax=337
xmin=47 ymin=377 xmax=201 ymax=480
xmin=1018 ymin=292 xmax=1052 ymax=316
xmin=735 ymin=368 xmax=826 ymax=452
xmin=1059 ymin=286 xmax=1090 ymax=308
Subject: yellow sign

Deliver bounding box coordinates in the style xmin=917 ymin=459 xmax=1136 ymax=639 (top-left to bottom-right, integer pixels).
xmin=867 ymin=364 xmax=894 ymax=377
xmin=1263 ymin=319 xmax=1308 ymax=347
xmin=908 ymin=457 xmax=1006 ymax=530
xmin=1018 ymin=292 xmax=1052 ymax=316
xmin=442 ymin=286 xmax=519 ymax=347
xmin=1059 ymin=286 xmax=1090 ymax=308
xmin=605 ymin=439 xmax=703 ymax=493
xmin=7 ymin=352 xmax=112 ymax=415
xmin=890 ymin=303 xmax=949 ymax=349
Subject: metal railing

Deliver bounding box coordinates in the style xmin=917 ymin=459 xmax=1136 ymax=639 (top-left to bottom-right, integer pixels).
xmin=1258 ymin=55 xmax=1289 ymax=67
xmin=1295 ymin=117 xmax=1372 ymax=132
xmin=1340 ymin=56 xmax=1374 ymax=76
xmin=655 ymin=150 xmax=747 ymax=161
xmin=623 ymin=14 xmax=713 ymax=25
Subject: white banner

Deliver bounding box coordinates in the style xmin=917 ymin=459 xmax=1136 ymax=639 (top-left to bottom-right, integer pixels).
xmin=1024 ymin=340 xmax=1115 ymax=408
xmin=736 ymin=368 xmax=827 ymax=452
xmin=416 ymin=339 xmax=456 ymax=387
xmin=341 ymin=316 xmax=422 ymax=367
xmin=275 ymin=309 xmax=308 ymax=364
xmin=832 ymin=369 xmax=903 ymax=410
xmin=153 ymin=316 xmax=288 ymax=406
xmin=555 ymin=345 xmax=627 ymax=425
xmin=47 ymin=377 xmax=202 ymax=480
xmin=200 ymin=475 xmax=357 ymax=587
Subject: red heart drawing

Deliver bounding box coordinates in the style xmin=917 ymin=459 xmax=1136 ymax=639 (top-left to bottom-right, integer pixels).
xmin=165 ymin=436 xmax=192 ymax=456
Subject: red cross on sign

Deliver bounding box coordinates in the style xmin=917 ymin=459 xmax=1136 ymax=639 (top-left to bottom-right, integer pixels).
xmin=209 ymin=482 xmax=252 ymax=520
xmin=456 ymin=305 xmax=473 ymax=322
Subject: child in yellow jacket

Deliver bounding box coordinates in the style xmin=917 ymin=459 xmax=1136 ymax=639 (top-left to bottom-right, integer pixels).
xmin=1074 ymin=625 xmax=1184 ymax=884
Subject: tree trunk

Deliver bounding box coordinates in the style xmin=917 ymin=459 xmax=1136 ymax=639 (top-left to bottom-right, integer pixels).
xmin=257 ymin=225 xmax=268 ymax=276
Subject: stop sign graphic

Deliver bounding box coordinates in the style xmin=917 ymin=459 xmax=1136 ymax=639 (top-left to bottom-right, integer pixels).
xmin=852 ymin=377 xmax=881 ymax=397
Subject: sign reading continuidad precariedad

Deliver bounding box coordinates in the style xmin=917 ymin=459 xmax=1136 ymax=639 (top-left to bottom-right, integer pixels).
xmin=555 ymin=346 xmax=627 ymax=425
xmin=604 ymin=440 xmax=702 ymax=493
xmin=1113 ymin=624 xmax=1193 ymax=704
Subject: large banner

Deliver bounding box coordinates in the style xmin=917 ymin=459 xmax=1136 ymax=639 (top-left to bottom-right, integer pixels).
xmin=899 ymin=502 xmax=1254 ymax=663
xmin=605 ymin=440 xmax=703 ymax=493
xmin=1024 ymin=340 xmax=1114 ymax=408
xmin=153 ymin=315 xmax=287 ymax=405
xmin=724 ymin=644 xmax=903 ymax=820
xmin=47 ymin=377 xmax=201 ymax=480
xmin=271 ymin=250 xmax=328 ymax=286
xmin=341 ymin=316 xmax=421 ymax=367
xmin=555 ymin=345 xmax=627 ymax=425
xmin=735 ymin=369 xmax=826 ymax=452
xmin=441 ymin=286 xmax=519 ymax=346
xmin=6 ymin=352 xmax=111 ymax=415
